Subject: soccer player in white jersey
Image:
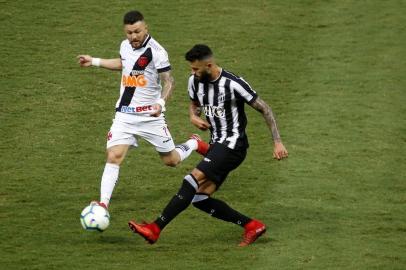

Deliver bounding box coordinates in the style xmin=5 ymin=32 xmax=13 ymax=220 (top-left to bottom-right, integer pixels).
xmin=77 ymin=11 xmax=209 ymax=210
xmin=129 ymin=44 xmax=288 ymax=247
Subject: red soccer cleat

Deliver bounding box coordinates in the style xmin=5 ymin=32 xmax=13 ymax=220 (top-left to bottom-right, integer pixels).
xmin=190 ymin=134 xmax=210 ymax=156
xmin=238 ymin=219 xmax=266 ymax=247
xmin=90 ymin=201 xmax=108 ymax=210
xmin=128 ymin=221 xmax=161 ymax=244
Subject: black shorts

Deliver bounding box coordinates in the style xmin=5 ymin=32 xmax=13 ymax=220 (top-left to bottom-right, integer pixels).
xmin=196 ymin=143 xmax=247 ymax=188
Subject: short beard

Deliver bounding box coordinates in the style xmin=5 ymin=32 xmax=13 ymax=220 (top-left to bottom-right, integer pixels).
xmin=196 ymin=72 xmax=211 ymax=83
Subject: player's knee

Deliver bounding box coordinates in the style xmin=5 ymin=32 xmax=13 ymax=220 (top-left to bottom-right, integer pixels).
xmin=163 ymin=158 xmax=179 ymax=167
xmin=191 ymin=169 xmax=205 ymax=182
xmin=106 ymin=150 xmax=124 ymax=164
xmin=161 ymin=152 xmax=180 ymax=167
xmin=161 ymin=155 xmax=179 ymax=167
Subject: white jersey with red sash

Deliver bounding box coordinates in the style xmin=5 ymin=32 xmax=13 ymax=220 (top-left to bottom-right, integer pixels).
xmin=106 ymin=35 xmax=175 ymax=152
xmin=116 ymin=35 xmax=171 ymax=115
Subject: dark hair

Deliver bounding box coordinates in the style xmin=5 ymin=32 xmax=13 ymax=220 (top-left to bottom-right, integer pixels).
xmin=123 ymin=10 xmax=144 ymax=24
xmin=185 ymin=44 xmax=213 ymax=61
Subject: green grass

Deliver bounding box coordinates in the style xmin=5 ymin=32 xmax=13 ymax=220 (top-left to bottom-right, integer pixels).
xmin=1 ymin=0 xmax=405 ymax=269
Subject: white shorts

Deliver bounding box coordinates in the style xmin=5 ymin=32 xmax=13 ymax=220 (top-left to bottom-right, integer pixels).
xmin=106 ymin=112 xmax=175 ymax=153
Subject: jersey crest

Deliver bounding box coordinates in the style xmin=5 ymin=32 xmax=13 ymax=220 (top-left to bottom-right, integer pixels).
xmin=137 ymin=56 xmax=149 ymax=68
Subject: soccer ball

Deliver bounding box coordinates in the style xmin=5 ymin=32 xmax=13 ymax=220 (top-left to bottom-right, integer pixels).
xmin=80 ymin=204 xmax=110 ymax=232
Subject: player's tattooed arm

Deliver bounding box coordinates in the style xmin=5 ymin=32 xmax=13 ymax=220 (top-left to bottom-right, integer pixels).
xmin=251 ymin=97 xmax=288 ymax=160
xmin=159 ymin=70 xmax=175 ymax=102
xmin=250 ymin=97 xmax=281 ymax=142
xmin=150 ymin=71 xmax=175 ymax=116
xmin=250 ymin=97 xmax=288 ymax=159
xmin=190 ymin=101 xmax=202 ymax=116
xmin=189 ymin=101 xmax=211 ymax=130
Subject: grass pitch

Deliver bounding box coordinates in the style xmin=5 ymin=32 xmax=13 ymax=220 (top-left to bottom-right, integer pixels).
xmin=1 ymin=0 xmax=405 ymax=269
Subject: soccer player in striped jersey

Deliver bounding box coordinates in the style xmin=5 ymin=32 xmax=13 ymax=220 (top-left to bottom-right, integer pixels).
xmin=129 ymin=44 xmax=288 ymax=246
xmin=77 ymin=11 xmax=208 ymax=212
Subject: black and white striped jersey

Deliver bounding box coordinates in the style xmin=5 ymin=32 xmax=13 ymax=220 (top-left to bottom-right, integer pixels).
xmin=188 ymin=69 xmax=258 ymax=150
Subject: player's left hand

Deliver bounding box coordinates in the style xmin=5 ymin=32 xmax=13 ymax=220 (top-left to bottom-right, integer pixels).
xmin=273 ymin=142 xmax=288 ymax=160
xmin=150 ymin=104 xmax=163 ymax=117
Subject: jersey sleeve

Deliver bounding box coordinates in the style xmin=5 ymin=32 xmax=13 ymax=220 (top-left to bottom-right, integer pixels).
xmin=153 ymin=48 xmax=171 ymax=73
xmin=119 ymin=40 xmax=126 ymax=59
xmin=233 ymin=77 xmax=258 ymax=104
xmin=188 ymin=75 xmax=199 ymax=102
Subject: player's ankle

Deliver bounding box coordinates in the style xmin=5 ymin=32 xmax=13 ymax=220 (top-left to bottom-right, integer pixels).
xmin=148 ymin=222 xmax=161 ymax=235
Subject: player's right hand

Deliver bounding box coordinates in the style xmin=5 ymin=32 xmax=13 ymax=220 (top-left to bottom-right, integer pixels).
xmin=190 ymin=116 xmax=211 ymax=131
xmin=150 ymin=104 xmax=163 ymax=117
xmin=273 ymin=142 xmax=288 ymax=160
xmin=77 ymin=55 xmax=92 ymax=67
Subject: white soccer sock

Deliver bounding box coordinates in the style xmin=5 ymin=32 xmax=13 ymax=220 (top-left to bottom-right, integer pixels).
xmin=175 ymin=139 xmax=198 ymax=161
xmin=100 ymin=163 xmax=120 ymax=206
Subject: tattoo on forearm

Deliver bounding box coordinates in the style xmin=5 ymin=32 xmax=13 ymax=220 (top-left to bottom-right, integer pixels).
xmin=160 ymin=72 xmax=175 ymax=101
xmin=194 ymin=106 xmax=202 ymax=116
xmin=252 ymin=98 xmax=281 ymax=142
xmin=189 ymin=103 xmax=202 ymax=118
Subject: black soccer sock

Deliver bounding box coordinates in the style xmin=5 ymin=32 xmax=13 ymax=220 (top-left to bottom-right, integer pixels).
xmin=192 ymin=195 xmax=251 ymax=227
xmin=155 ymin=175 xmax=198 ymax=230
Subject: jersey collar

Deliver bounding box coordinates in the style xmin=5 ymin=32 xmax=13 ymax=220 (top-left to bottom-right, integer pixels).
xmin=131 ymin=35 xmax=151 ymax=51
xmin=141 ymin=35 xmax=151 ymax=47
xmin=210 ymin=68 xmax=223 ymax=83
